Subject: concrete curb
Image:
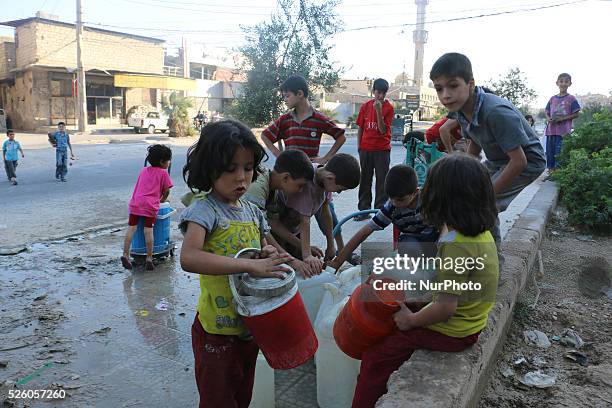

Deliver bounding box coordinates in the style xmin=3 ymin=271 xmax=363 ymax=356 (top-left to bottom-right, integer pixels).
xmin=376 ymin=180 xmax=559 ymax=408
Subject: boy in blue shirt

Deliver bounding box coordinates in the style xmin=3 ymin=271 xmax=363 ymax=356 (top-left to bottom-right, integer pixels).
xmin=328 ymin=164 xmax=438 ymax=270
xmin=429 ymin=53 xmax=546 ymax=250
xmin=50 ymin=122 xmax=76 ymax=182
xmin=3 ymin=130 xmax=24 ymax=185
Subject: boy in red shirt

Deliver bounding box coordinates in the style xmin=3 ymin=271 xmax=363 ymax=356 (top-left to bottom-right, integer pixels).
xmin=354 ymin=78 xmax=394 ymax=220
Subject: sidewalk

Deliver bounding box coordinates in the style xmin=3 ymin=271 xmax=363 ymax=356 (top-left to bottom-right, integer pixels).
xmin=13 ymin=129 xmax=200 ymax=150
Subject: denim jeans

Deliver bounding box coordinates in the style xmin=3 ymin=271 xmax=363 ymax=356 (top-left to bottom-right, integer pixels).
xmin=4 ymin=160 xmax=17 ymax=180
xmin=56 ymin=149 xmax=68 ymax=179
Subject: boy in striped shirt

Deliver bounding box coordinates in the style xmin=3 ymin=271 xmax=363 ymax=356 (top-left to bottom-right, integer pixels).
xmin=262 ymin=75 xmax=360 ymax=265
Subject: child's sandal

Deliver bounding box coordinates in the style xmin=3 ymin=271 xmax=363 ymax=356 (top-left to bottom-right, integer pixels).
xmin=145 ymin=260 xmax=155 ymax=271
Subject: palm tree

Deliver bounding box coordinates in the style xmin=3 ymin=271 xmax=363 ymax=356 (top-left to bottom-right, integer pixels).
xmin=161 ymin=92 xmax=192 ymax=137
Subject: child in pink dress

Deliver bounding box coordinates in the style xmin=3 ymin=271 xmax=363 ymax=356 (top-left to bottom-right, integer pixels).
xmin=121 ymin=144 xmax=173 ymax=270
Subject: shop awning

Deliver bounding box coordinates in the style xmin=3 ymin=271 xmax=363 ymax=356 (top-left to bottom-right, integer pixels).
xmin=114 ymin=74 xmax=196 ymax=91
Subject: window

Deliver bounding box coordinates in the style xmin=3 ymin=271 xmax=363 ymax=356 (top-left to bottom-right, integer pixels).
xmin=86 ymin=83 xmax=121 ymax=97
xmin=51 ymin=80 xmax=72 ymax=97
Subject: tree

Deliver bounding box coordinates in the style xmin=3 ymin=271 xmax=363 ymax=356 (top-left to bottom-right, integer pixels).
xmin=161 ymin=92 xmax=192 ymax=137
xmin=231 ymin=0 xmax=343 ymax=127
xmin=487 ymin=67 xmax=537 ymax=114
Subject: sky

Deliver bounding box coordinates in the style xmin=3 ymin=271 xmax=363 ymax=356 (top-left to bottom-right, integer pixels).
xmin=1 ymin=0 xmax=610 ymax=107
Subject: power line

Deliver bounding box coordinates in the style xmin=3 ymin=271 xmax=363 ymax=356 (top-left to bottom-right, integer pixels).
xmin=342 ymin=0 xmax=590 ymax=32
xmin=75 ymin=0 xmax=594 ymax=42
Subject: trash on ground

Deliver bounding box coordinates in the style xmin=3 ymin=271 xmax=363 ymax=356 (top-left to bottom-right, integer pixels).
xmin=523 ymin=330 xmax=552 ymax=349
xmin=500 ymin=365 xmax=515 ymax=378
xmin=560 ymin=328 xmax=584 ymax=349
xmin=16 ymin=362 xmax=54 ymax=386
xmin=92 ymin=327 xmax=111 ymax=335
xmin=513 ymin=356 xmax=527 ymax=366
xmin=178 ymin=312 xmax=186 ymax=316
xmin=532 ymin=356 xmax=547 ymax=367
xmin=34 ymin=294 xmax=48 ymax=301
xmin=0 ymin=360 xmax=8 ymax=368
xmin=155 ymin=299 xmax=169 ymax=311
xmin=520 ymin=371 xmax=556 ymax=388
xmin=576 ymin=235 xmax=595 ymax=242
xmin=564 ymin=350 xmax=589 ymax=366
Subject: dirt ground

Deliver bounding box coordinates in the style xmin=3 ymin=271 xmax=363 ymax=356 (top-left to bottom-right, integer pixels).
xmin=479 ymin=208 xmax=612 ymax=408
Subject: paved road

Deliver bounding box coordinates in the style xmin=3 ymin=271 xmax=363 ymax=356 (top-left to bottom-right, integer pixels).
xmin=1 ymin=134 xmax=542 ymax=250
xmin=0 ymin=138 xmax=410 ymax=249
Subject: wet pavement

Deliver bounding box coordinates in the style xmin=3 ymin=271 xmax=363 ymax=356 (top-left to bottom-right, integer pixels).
xmin=0 ymin=136 xmax=545 ymax=407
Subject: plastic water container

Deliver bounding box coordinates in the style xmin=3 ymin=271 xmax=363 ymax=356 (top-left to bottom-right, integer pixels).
xmin=231 ymin=248 xmax=318 ymax=370
xmin=337 ymin=266 xmax=362 ymax=296
xmin=333 ymin=277 xmax=402 ymax=360
xmin=296 ymin=268 xmax=338 ymax=324
xmin=130 ymin=202 xmax=175 ymax=255
xmin=314 ymin=283 xmax=360 ymax=408
xmin=249 ymin=352 xmax=275 ymax=408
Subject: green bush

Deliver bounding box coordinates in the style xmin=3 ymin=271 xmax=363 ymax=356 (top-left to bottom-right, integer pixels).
xmin=553 ymin=147 xmax=612 ymax=234
xmin=558 ymin=108 xmax=612 ymax=166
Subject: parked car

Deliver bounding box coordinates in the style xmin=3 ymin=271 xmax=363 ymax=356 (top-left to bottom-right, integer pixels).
xmin=127 ymin=111 xmax=169 ymax=134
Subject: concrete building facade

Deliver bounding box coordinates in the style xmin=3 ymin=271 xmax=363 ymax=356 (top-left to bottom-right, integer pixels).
xmin=0 ymin=16 xmax=193 ymax=131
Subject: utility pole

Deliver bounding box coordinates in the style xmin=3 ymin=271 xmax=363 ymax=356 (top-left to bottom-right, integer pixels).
xmin=181 ymin=37 xmax=189 ymax=79
xmin=413 ymin=0 xmax=428 ymax=87
xmin=76 ymin=0 xmax=87 ymax=132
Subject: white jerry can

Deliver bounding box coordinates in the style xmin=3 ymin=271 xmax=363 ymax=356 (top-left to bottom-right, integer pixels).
xmin=314 ymin=283 xmax=361 ymax=408
xmin=296 ymin=267 xmax=339 ymax=324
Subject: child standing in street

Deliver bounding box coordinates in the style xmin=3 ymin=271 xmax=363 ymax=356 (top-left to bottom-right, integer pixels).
xmin=545 ymin=73 xmax=581 ymax=170
xmin=3 ymin=130 xmax=24 ymax=185
xmin=351 ymin=154 xmax=499 ymax=408
xmin=121 ymin=144 xmax=173 ymax=271
xmin=50 ymin=122 xmax=75 ymax=182
xmin=179 ymin=120 xmax=292 ymax=408
xmin=261 ymin=75 xmax=358 ymax=262
xmin=355 ymin=78 xmax=394 ymax=219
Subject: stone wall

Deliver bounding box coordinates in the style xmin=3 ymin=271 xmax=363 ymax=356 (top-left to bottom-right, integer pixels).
xmin=14 ymin=20 xmax=164 ymax=74
xmin=1 ymin=70 xmax=35 ymax=130
xmin=0 ymin=41 xmax=16 ymax=80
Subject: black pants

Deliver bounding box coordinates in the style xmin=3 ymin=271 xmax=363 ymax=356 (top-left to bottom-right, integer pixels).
xmin=358 ymin=150 xmax=390 ymax=210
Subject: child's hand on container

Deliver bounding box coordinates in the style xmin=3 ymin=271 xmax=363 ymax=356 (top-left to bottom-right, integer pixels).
xmin=310 ymin=246 xmax=324 ymax=258
xmin=248 ymin=253 xmax=292 ymax=279
xmin=259 ymin=244 xmax=280 ymax=260
xmin=393 ymin=302 xmax=415 ymax=331
xmin=290 ymin=259 xmax=313 ymax=279
xmin=304 ymin=255 xmax=323 ymax=275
